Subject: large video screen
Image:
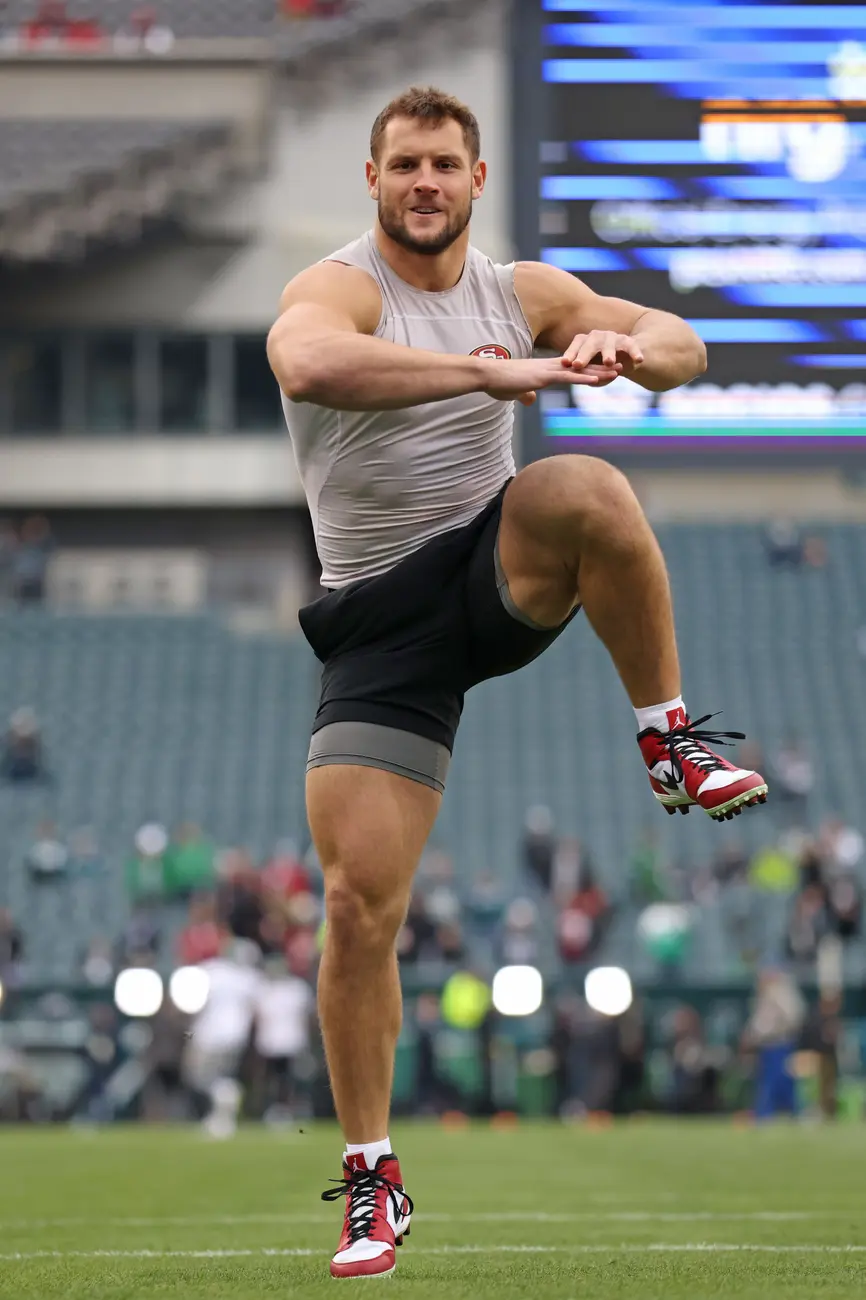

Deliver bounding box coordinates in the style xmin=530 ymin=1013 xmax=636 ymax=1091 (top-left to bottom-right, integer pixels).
xmin=521 ymin=0 xmax=866 ymax=452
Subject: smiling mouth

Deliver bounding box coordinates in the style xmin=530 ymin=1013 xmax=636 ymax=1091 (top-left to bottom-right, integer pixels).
xmin=411 ymin=207 xmax=442 ymax=215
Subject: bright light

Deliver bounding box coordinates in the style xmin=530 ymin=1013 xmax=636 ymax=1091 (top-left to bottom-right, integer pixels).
xmin=114 ymin=968 xmax=163 ymax=1018
xmin=585 ymin=966 xmax=633 ymax=1017
xmin=169 ymin=966 xmax=209 ymax=1015
xmin=492 ymin=965 xmax=543 ymax=1017
xmin=0 ymin=979 xmax=4 ymax=1009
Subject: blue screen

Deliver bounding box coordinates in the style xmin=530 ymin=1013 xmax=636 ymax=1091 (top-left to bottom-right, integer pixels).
xmin=534 ymin=0 xmax=866 ymax=451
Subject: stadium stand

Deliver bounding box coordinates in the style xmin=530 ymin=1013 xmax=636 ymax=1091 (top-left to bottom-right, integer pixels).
xmin=0 ymin=119 xmax=237 ymax=262
xmin=1 ymin=524 xmax=865 ymax=985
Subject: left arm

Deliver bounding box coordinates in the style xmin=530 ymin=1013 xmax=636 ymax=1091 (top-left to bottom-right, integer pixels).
xmin=514 ymin=261 xmax=707 ymax=393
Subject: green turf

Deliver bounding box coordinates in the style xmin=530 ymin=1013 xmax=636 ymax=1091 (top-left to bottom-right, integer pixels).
xmin=0 ymin=1120 xmax=865 ymax=1298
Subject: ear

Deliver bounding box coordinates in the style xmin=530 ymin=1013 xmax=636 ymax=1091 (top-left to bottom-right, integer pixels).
xmin=366 ymin=159 xmax=380 ymax=202
xmin=471 ymin=159 xmax=487 ymax=201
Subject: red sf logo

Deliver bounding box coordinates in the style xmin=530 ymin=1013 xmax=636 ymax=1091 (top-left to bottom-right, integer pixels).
xmin=470 ymin=344 xmax=512 ymax=360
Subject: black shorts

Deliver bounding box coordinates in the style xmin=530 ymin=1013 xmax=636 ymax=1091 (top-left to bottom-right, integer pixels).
xmin=298 ymin=482 xmax=579 ymax=792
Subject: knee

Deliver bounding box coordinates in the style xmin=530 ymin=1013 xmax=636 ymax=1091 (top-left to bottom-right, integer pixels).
xmin=324 ymin=867 xmax=407 ymax=954
xmin=512 ymin=455 xmax=639 ymax=542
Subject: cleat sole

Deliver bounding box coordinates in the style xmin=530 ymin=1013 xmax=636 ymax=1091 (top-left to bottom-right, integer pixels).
xmin=707 ymin=784 xmax=769 ymax=821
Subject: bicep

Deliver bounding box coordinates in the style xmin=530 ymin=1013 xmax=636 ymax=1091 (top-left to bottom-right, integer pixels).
xmin=516 ymin=261 xmax=649 ymax=351
xmin=266 ymin=263 xmax=381 ymax=381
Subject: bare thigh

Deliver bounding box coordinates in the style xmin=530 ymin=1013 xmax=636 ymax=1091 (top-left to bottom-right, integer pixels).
xmin=496 ymin=458 xmax=586 ymax=628
xmin=307 ymin=763 xmax=441 ymax=915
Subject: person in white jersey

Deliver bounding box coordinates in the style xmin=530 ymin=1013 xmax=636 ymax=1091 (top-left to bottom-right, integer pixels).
xmin=267 ymin=86 xmax=769 ymax=1279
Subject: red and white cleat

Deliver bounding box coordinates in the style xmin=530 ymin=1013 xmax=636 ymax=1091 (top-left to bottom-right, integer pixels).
xmin=638 ymin=711 xmax=769 ymax=822
xmin=322 ymin=1151 xmax=413 ymax=1280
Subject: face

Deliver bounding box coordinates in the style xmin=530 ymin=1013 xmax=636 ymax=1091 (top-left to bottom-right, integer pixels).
xmin=368 ymin=116 xmax=485 ymax=257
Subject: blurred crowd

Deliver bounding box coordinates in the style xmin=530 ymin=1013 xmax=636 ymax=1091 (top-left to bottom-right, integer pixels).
xmin=0 ymin=0 xmax=350 ymax=52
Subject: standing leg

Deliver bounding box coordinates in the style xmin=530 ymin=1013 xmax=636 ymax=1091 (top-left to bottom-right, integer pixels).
xmin=308 ymin=763 xmax=440 ymax=1142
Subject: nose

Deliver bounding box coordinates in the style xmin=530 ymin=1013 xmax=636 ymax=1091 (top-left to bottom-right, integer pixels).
xmin=413 ymin=172 xmax=441 ymax=194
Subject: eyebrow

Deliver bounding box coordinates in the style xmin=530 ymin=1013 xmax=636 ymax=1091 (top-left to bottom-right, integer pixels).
xmin=388 ymin=153 xmax=464 ymax=165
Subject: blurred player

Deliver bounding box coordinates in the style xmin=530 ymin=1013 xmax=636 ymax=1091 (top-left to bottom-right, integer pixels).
xmin=182 ymin=937 xmax=260 ymax=1140
xmin=268 ymin=85 xmax=769 ymax=1278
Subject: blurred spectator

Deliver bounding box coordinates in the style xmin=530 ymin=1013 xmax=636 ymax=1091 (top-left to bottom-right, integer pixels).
xmin=763 ymin=519 xmax=803 ymax=567
xmin=216 ymin=850 xmax=265 ymax=946
xmin=498 ymin=898 xmax=539 ymax=966
xmin=749 ymin=840 xmax=797 ymax=893
xmin=20 ymin=0 xmax=70 ymax=44
xmin=825 ymin=872 xmax=862 ymax=941
xmin=397 ymin=891 xmax=437 ymax=965
xmin=1 ymin=707 xmax=47 ymax=783
xmin=800 ymin=991 xmax=842 ymax=1120
xmin=434 ymin=921 xmax=465 ymax=964
xmin=413 ymin=991 xmax=464 ymax=1115
xmin=282 ymin=0 xmax=348 ymax=15
xmin=0 ymin=908 xmax=23 ymax=985
xmin=177 ymin=893 xmax=224 ymax=966
xmin=164 ymin=823 xmax=216 ymax=900
xmin=742 ymin=967 xmax=806 ymax=1119
xmin=557 ymin=863 xmax=610 ymax=964
xmin=0 ymin=520 xmax=17 ymax=602
xmin=125 ymin=822 xmax=169 ymax=903
xmin=24 ymin=820 xmax=68 ymax=881
xmin=463 ymin=870 xmax=506 ymax=937
xmin=819 ymin=816 xmax=864 ymax=875
xmin=253 ymin=953 xmax=315 ymax=1124
xmin=712 ymin=840 xmax=749 ymax=887
xmin=182 ymin=937 xmax=262 ymax=1139
xmin=803 ymin=535 xmax=828 ymax=569
xmin=113 ymin=6 xmax=174 ymax=55
xmin=798 ymin=841 xmax=824 ymax=889
xmin=667 ymin=1005 xmax=722 ymax=1114
xmin=628 ymin=828 xmax=668 ymax=904
xmin=772 ymin=737 xmax=813 ymax=827
xmin=117 ymin=905 xmax=161 ymax=965
xmin=260 ymin=839 xmax=310 ymax=900
xmin=552 ymin=991 xmax=621 ymax=1116
xmin=522 ymin=805 xmax=556 ymax=894
xmin=75 ymin=1005 xmax=120 ymax=1123
xmin=552 ymin=836 xmax=590 ymax=907
xmin=11 ymin=515 xmax=54 ymax=604
xmin=785 ymin=882 xmax=828 ymax=965
xmin=142 ymin=1000 xmax=190 ymax=1121
xmin=80 ymin=936 xmax=115 ymax=987
xmin=67 ymin=825 xmax=104 ymax=880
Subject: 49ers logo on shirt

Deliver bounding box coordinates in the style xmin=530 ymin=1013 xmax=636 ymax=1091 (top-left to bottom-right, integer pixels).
xmin=470 ymin=344 xmax=512 ymax=360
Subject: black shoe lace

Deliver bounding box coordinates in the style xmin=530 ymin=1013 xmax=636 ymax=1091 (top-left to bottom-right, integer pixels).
xmin=658 ymin=712 xmax=745 ymax=785
xmin=321 ymin=1167 xmax=414 ymax=1245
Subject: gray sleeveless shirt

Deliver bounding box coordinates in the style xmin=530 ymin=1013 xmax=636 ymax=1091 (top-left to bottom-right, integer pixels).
xmin=281 ymin=230 xmax=534 ymax=587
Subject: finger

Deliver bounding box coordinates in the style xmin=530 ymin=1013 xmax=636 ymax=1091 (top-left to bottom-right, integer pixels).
xmin=562 ymin=337 xmax=586 ymax=365
xmin=619 ymin=336 xmax=645 ymax=363
xmin=573 ymin=336 xmax=604 ymax=369
xmin=583 ymin=362 xmax=623 ymax=377
xmin=517 ymin=391 xmax=538 ymax=406
xmin=601 ymin=336 xmax=618 ymax=367
xmin=569 ymin=372 xmax=600 ymax=386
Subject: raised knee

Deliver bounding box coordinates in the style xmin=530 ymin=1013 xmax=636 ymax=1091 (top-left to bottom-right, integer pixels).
xmin=324 ymin=869 xmax=406 ymax=951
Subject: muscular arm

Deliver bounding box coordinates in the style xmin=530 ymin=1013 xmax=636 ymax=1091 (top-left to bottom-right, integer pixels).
xmin=515 ymin=261 xmax=707 ymax=393
xmin=267 ymin=262 xmax=490 ymax=411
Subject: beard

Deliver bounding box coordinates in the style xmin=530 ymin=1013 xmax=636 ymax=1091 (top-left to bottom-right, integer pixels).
xmin=378 ymin=192 xmax=473 ymax=256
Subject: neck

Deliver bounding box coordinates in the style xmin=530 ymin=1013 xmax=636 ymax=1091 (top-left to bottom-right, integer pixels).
xmin=373 ymin=221 xmax=469 ymax=292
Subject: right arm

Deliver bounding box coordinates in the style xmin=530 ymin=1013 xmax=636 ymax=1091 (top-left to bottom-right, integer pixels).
xmin=267 ymin=262 xmax=614 ymax=412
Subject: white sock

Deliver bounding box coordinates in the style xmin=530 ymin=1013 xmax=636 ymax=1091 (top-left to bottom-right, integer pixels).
xmin=345 ymin=1136 xmax=392 ymax=1169
xmin=634 ymin=695 xmax=687 ymax=734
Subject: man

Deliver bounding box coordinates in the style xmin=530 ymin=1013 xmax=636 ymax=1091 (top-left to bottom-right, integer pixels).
xmin=268 ymin=86 xmax=768 ymax=1279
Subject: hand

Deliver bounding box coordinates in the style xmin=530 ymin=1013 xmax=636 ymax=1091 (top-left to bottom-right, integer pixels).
xmin=483 ymin=356 xmax=620 ymax=407
xmin=561 ymin=331 xmax=644 ymax=388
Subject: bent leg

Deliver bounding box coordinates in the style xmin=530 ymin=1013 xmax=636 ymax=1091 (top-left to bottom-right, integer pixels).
xmin=308 ymin=762 xmax=440 ymax=1143
xmin=497 ymin=455 xmax=681 ymax=707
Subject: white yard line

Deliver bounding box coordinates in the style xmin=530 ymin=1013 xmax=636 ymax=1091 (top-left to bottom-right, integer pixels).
xmin=0 ymin=1210 xmax=835 ymax=1230
xmin=0 ymin=1244 xmax=865 ymax=1262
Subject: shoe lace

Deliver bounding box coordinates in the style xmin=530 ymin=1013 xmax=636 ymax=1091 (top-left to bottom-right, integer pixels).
xmin=659 ymin=712 xmax=745 ymax=784
xmin=321 ymin=1167 xmax=414 ymax=1244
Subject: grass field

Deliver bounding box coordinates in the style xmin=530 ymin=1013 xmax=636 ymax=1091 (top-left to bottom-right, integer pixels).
xmin=1 ymin=1120 xmax=865 ymax=1298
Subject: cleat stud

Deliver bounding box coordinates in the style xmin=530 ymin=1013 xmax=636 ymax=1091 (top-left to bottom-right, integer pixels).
xmin=665 ymin=806 xmax=676 ymax=815
xmin=679 ymin=806 xmax=689 ymax=816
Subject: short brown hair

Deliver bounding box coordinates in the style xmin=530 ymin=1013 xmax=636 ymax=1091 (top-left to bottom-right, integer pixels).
xmin=370 ymin=86 xmax=481 ymax=164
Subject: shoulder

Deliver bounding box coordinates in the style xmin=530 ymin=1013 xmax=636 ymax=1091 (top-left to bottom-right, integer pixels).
xmin=513 ymin=261 xmax=592 ymax=339
xmin=277 ymin=260 xmax=382 ymax=335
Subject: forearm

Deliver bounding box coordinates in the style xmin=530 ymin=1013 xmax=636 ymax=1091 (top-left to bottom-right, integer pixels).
xmin=630 ymin=309 xmax=707 ymax=392
xmin=273 ymin=328 xmax=488 ymax=411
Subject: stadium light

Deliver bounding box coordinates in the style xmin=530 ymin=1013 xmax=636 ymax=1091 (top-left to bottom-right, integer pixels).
xmin=585 ymin=966 xmax=633 ymax=1017
xmin=492 ymin=965 xmax=543 ymax=1017
xmin=169 ymin=965 xmax=209 ymax=1016
xmin=114 ymin=968 xmax=163 ymax=1018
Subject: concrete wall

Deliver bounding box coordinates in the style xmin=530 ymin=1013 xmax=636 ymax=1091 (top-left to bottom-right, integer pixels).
xmin=1 ymin=0 xmax=511 ymax=328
